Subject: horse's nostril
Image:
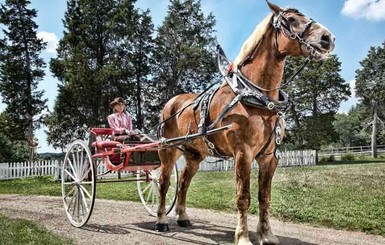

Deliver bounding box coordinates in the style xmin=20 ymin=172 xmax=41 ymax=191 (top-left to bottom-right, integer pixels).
xmin=320 ymin=34 xmax=331 ymax=49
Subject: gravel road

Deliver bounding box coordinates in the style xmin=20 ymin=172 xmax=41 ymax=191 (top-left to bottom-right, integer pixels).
xmin=0 ymin=194 xmax=384 ymax=245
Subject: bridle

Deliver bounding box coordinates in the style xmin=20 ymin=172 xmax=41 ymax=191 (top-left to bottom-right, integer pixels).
xmin=273 ymin=10 xmax=320 ymax=59
xmin=236 ymin=9 xmax=323 ymax=92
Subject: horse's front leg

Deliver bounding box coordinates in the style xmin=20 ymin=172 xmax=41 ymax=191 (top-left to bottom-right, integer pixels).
xmin=234 ymin=150 xmax=253 ymax=245
xmin=256 ymin=154 xmax=279 ymax=245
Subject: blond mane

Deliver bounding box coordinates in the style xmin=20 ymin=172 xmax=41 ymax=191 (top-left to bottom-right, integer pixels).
xmin=233 ymin=13 xmax=274 ymax=67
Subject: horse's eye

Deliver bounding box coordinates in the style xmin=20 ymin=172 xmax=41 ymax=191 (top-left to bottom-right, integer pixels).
xmin=287 ymin=17 xmax=296 ymax=23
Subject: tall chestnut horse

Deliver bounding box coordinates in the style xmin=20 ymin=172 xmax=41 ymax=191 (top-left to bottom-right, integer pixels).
xmin=156 ymin=1 xmax=335 ymax=244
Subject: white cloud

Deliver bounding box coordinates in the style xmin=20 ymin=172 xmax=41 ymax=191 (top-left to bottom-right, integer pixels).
xmin=342 ymin=0 xmax=385 ymax=21
xmin=37 ymin=31 xmax=59 ymax=54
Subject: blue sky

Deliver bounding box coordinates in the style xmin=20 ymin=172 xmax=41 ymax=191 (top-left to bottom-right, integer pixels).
xmin=0 ymin=0 xmax=385 ymax=153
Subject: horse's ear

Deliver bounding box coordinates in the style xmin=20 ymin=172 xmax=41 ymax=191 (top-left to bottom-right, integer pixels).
xmin=266 ymin=0 xmax=283 ymax=15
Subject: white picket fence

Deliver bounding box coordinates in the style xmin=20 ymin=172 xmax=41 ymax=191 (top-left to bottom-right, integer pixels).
xmin=0 ymin=161 xmax=58 ymax=180
xmin=0 ymin=150 xmax=316 ymax=180
xmin=0 ymin=160 xmax=133 ymax=181
xmin=198 ymin=150 xmax=316 ymax=171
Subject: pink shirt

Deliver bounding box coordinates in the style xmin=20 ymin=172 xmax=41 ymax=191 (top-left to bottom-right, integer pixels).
xmin=107 ymin=112 xmax=133 ymax=134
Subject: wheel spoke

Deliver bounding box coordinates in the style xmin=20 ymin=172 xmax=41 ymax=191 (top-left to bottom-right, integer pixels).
xmin=64 ymin=169 xmax=77 ymax=181
xmin=80 ymin=165 xmax=91 ymax=181
xmin=141 ymin=182 xmax=152 ymax=194
xmin=67 ymin=159 xmax=77 ymax=180
xmin=146 ymin=184 xmax=154 ymax=204
xmin=63 ymin=182 xmax=76 ymax=185
xmin=71 ymin=152 xmax=78 ymax=176
xmin=79 ymin=187 xmax=90 ymax=213
xmin=70 ymin=187 xmax=78 ymax=216
xmin=64 ymin=185 xmax=76 ymax=198
xmin=79 ymin=185 xmax=92 ymax=200
xmin=151 ymin=183 xmax=156 ymax=205
xmin=80 ymin=181 xmax=93 ymax=185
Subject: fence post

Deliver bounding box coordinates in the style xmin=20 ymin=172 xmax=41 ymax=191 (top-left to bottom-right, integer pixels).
xmin=54 ymin=160 xmax=61 ymax=181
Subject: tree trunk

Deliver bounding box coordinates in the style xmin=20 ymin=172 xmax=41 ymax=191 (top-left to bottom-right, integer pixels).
xmin=136 ymin=38 xmax=143 ymax=130
xmin=371 ymin=108 xmax=378 ymax=158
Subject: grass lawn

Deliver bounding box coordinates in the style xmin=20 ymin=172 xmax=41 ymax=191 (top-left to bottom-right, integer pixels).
xmin=0 ymin=162 xmax=384 ymax=237
xmin=0 ymin=214 xmax=74 ymax=245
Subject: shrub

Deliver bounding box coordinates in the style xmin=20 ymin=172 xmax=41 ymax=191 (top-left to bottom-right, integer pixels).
xmin=319 ymin=155 xmax=335 ymax=163
xmin=341 ymin=153 xmax=355 ymax=161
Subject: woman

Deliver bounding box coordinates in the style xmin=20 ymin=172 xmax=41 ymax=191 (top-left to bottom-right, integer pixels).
xmin=107 ymin=97 xmax=134 ymax=141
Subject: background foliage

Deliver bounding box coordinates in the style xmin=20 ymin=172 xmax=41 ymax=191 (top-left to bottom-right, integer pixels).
xmin=0 ymin=0 xmax=384 ymax=157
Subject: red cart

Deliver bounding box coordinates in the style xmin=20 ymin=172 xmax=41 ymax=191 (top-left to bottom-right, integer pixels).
xmin=61 ymin=128 xmax=178 ymax=227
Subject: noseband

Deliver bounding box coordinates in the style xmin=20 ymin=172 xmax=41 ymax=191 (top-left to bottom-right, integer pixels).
xmin=273 ymin=10 xmax=319 ymax=59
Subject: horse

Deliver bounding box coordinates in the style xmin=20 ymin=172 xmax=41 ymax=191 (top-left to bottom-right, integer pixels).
xmin=156 ymin=1 xmax=335 ymax=244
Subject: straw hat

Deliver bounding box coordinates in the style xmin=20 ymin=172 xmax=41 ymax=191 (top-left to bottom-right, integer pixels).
xmin=109 ymin=97 xmax=125 ymax=108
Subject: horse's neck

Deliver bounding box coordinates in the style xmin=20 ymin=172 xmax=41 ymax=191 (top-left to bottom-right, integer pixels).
xmin=241 ymin=32 xmax=285 ymax=99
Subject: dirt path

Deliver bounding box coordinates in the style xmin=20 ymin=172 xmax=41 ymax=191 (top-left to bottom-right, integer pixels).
xmin=0 ymin=194 xmax=384 ymax=245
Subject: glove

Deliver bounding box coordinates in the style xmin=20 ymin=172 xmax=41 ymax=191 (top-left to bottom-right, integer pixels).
xmin=125 ymin=129 xmax=132 ymax=135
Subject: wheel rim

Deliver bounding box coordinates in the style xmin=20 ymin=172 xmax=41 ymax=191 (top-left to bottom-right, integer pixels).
xmin=137 ymin=165 xmax=178 ymax=216
xmin=61 ymin=140 xmax=95 ymax=227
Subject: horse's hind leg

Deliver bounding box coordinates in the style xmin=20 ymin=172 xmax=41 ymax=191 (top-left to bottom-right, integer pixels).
xmin=256 ymin=155 xmax=279 ymax=245
xmin=175 ymin=150 xmax=204 ymax=227
xmin=155 ymin=147 xmax=181 ymax=232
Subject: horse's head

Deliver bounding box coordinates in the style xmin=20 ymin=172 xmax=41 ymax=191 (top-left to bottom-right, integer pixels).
xmin=267 ymin=0 xmax=335 ymax=61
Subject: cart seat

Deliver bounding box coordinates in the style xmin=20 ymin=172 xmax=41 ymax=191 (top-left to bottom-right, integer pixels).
xmin=92 ymin=140 xmax=121 ymax=149
xmin=91 ymin=128 xmax=114 ymax=135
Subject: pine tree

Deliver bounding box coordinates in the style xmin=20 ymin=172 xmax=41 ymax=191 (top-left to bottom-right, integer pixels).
xmin=148 ymin=0 xmax=219 ymax=127
xmin=46 ymin=0 xmax=154 ymax=148
xmin=0 ymin=0 xmax=47 ymax=157
xmin=355 ymin=42 xmax=385 ymax=107
xmin=355 ymin=42 xmax=385 ymax=157
xmin=130 ymin=10 xmax=154 ymax=131
xmin=111 ymin=2 xmax=154 ymax=131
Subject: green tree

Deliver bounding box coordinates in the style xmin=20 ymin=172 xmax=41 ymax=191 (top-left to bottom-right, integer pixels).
xmin=355 ymin=41 xmax=385 ymax=107
xmin=124 ymin=9 xmax=154 ymax=131
xmin=333 ymin=105 xmax=367 ymax=147
xmin=355 ymin=42 xmax=385 ymax=157
xmin=46 ymin=0 xmax=151 ymax=148
xmin=0 ymin=111 xmax=29 ymax=162
xmin=284 ymin=55 xmax=351 ymax=150
xmin=0 ymin=0 xmax=47 ymax=160
xmin=148 ymin=0 xmax=219 ymax=126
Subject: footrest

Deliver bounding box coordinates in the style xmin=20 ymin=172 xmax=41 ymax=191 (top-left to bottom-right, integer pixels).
xmin=91 ymin=128 xmax=114 ymax=135
xmin=92 ymin=140 xmax=121 ymax=149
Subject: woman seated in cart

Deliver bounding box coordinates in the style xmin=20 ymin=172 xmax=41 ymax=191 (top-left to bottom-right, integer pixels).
xmin=107 ymin=97 xmax=136 ymax=142
xmin=106 ymin=97 xmax=158 ymax=165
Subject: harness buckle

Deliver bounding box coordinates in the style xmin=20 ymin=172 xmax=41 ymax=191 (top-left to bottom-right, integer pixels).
xmin=274 ymin=148 xmax=282 ymax=159
xmin=267 ymin=102 xmax=275 ymax=110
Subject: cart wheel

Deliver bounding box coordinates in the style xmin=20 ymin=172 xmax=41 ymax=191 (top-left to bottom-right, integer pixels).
xmin=61 ymin=140 xmax=96 ymax=227
xmin=137 ymin=164 xmax=178 ymax=216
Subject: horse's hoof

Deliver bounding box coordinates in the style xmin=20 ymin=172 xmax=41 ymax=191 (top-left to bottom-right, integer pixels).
xmin=155 ymin=223 xmax=170 ymax=232
xmin=258 ymin=234 xmax=279 ymax=245
xmin=177 ymin=220 xmax=192 ymax=227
